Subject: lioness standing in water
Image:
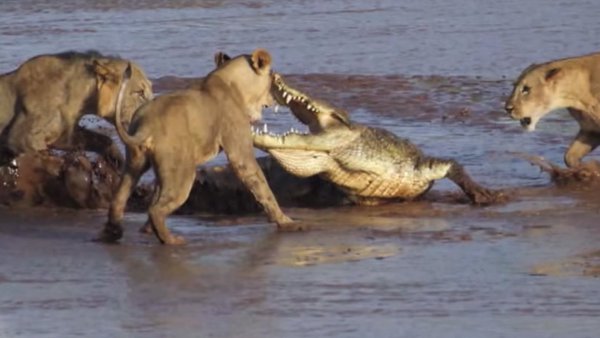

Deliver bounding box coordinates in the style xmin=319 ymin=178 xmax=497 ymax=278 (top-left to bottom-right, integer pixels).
xmin=0 ymin=51 xmax=153 ymax=166
xmin=98 ymin=49 xmax=293 ymax=245
xmin=505 ymin=52 xmax=600 ymax=168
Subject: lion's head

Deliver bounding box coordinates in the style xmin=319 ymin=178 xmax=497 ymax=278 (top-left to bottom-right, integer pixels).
xmin=92 ymin=59 xmax=153 ymax=126
xmin=211 ymin=49 xmax=274 ymax=123
xmin=505 ymin=63 xmax=571 ymax=132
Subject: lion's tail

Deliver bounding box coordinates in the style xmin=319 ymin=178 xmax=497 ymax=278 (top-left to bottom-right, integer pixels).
xmin=114 ymin=64 xmax=147 ymax=149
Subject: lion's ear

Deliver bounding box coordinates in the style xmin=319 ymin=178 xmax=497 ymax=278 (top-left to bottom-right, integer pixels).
xmin=251 ymin=49 xmax=272 ymax=73
xmin=92 ymin=59 xmax=119 ymax=82
xmin=214 ymin=52 xmax=231 ymax=67
xmin=92 ymin=60 xmax=110 ymax=78
xmin=544 ymin=67 xmax=561 ymax=82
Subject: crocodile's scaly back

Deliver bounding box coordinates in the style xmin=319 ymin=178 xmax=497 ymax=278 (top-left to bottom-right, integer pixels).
xmin=253 ymin=72 xmax=501 ymax=205
xmin=320 ymin=126 xmax=442 ymax=199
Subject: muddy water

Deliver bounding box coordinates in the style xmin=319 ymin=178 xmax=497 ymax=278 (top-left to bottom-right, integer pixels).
xmin=1 ymin=1 xmax=600 ymax=338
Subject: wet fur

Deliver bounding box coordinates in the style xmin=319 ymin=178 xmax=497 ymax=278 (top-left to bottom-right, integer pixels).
xmin=0 ymin=50 xmax=153 ymax=167
xmin=99 ymin=49 xmax=293 ymax=245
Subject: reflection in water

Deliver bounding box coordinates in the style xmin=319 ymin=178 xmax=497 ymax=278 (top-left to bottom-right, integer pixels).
xmin=531 ymin=250 xmax=600 ymax=277
xmin=275 ymin=242 xmax=401 ymax=267
xmin=102 ymin=228 xmax=283 ymax=336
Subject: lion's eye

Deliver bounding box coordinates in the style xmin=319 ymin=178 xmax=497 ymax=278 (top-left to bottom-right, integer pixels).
xmin=521 ymin=85 xmax=530 ymax=95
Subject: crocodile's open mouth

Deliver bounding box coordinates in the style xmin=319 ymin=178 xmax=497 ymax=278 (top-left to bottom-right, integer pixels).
xmin=250 ymin=73 xmax=352 ymax=150
xmin=270 ymin=73 xmax=350 ymax=133
xmin=272 ymin=73 xmax=328 ymax=127
xmin=250 ymin=73 xmax=325 ymax=138
xmin=250 ymin=123 xmax=308 ymax=138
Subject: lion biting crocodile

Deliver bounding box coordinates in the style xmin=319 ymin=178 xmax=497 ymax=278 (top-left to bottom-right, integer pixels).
xmin=253 ymin=73 xmax=503 ymax=205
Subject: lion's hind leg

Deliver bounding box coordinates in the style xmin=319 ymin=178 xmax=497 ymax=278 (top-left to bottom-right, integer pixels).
xmin=147 ymin=161 xmax=196 ymax=245
xmin=97 ymin=147 xmax=149 ymax=243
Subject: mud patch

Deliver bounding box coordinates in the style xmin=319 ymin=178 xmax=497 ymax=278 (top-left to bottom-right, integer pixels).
xmin=152 ymin=74 xmax=510 ymax=129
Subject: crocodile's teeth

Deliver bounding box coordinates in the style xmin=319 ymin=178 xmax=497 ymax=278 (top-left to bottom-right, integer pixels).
xmin=263 ymin=123 xmax=268 ymax=133
xmin=306 ymin=104 xmax=313 ymax=110
xmin=274 ymin=104 xmax=280 ymax=113
xmin=285 ymin=95 xmax=292 ymax=104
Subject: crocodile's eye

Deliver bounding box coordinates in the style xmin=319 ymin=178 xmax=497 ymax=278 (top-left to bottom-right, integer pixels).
xmin=521 ymin=85 xmax=530 ymax=96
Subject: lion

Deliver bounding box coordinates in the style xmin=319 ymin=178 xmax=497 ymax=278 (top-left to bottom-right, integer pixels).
xmin=97 ymin=49 xmax=294 ymax=245
xmin=0 ymin=50 xmax=153 ymax=167
xmin=505 ymin=52 xmax=600 ymax=168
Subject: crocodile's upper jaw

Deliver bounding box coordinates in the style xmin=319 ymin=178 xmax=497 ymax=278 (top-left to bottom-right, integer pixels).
xmin=251 ymin=73 xmax=356 ymax=176
xmin=271 ymin=73 xmax=351 ymax=133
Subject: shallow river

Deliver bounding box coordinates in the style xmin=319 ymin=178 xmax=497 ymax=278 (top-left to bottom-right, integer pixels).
xmin=0 ymin=1 xmax=599 ymax=338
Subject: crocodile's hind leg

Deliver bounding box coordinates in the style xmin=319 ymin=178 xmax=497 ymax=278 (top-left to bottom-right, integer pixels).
xmin=417 ymin=157 xmax=502 ymax=205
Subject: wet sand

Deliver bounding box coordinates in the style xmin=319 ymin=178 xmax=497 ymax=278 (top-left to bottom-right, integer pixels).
xmin=1 ymin=1 xmax=600 ymax=337
xmin=1 ymin=187 xmax=599 ymax=338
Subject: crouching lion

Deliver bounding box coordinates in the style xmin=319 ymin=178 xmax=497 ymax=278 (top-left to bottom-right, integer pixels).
xmin=0 ymin=50 xmax=153 ymax=167
xmin=97 ymin=49 xmax=293 ymax=245
xmin=505 ymin=52 xmax=600 ymax=168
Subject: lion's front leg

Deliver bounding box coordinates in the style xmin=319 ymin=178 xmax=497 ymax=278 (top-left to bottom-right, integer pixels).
xmin=564 ymin=130 xmax=600 ymax=168
xmin=226 ymin=146 xmax=295 ymax=228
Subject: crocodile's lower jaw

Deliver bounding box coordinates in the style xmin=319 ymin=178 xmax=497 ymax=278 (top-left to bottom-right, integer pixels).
xmin=268 ymin=149 xmax=331 ymax=177
xmin=250 ymin=124 xmax=309 ymax=137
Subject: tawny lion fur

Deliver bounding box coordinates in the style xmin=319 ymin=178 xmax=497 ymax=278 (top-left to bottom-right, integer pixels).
xmin=506 ymin=52 xmax=600 ymax=168
xmin=0 ymin=50 xmax=153 ymax=166
xmin=98 ymin=49 xmax=293 ymax=245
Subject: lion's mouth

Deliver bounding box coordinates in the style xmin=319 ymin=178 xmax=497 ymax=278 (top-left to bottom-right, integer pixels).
xmin=520 ymin=117 xmax=532 ymax=128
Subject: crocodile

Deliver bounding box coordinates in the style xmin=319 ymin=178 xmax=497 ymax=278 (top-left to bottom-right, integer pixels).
xmin=253 ymin=73 xmax=503 ymax=206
